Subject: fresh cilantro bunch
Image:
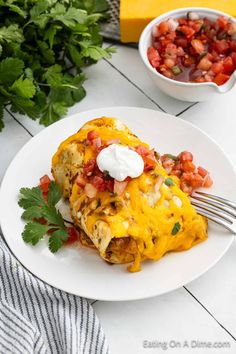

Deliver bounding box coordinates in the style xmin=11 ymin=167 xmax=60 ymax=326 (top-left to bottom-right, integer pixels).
xmin=19 ymin=181 xmax=69 ymax=252
xmin=0 ymin=0 xmax=114 ymax=131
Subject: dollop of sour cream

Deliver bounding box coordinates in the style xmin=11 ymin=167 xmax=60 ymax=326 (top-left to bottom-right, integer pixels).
xmin=96 ymin=144 xmax=144 ymax=182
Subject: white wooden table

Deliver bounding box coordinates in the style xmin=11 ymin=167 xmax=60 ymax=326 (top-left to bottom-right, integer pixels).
xmin=1 ymin=43 xmax=236 ymax=354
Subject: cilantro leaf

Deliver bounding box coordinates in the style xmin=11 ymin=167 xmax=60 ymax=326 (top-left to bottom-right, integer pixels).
xmin=81 ymin=45 xmax=112 ymax=60
xmin=172 ymin=222 xmax=181 ymax=236
xmin=49 ymin=229 xmax=68 ymax=253
xmin=41 ymin=205 xmax=65 ymax=229
xmin=0 ymin=24 xmax=24 ymax=44
xmin=18 ymin=187 xmax=45 ymax=209
xmin=10 ymin=76 xmax=36 ymax=99
xmin=19 ymin=180 xmax=69 ymax=252
xmin=21 ymin=206 xmax=44 ymax=220
xmin=47 ymin=181 xmax=62 ymax=206
xmin=10 ymin=97 xmax=41 ymax=120
xmin=52 ymin=6 xmax=87 ymax=28
xmin=22 ymin=222 xmax=49 ymax=245
xmin=0 ymin=0 xmax=113 ymax=131
xmin=42 ymin=64 xmax=63 ymax=86
xmin=0 ymin=58 xmax=24 ymax=85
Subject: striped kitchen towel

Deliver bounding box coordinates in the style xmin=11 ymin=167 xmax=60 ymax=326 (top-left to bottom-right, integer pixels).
xmin=0 ymin=235 xmax=109 ymax=354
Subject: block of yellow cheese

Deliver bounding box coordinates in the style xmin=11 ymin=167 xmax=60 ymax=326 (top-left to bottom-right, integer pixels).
xmin=120 ymin=0 xmax=236 ymax=42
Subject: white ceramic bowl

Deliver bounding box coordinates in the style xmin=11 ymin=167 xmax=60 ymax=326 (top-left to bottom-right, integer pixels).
xmin=139 ymin=7 xmax=236 ymax=102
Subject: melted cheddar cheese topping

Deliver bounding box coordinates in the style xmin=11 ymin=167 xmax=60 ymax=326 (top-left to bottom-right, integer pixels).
xmin=52 ymin=117 xmax=208 ymax=272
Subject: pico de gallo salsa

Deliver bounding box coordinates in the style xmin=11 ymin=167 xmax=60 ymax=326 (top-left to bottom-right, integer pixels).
xmin=147 ymin=12 xmax=236 ymax=85
xmin=75 ymin=130 xmax=157 ymax=198
xmin=161 ymin=151 xmax=213 ymax=195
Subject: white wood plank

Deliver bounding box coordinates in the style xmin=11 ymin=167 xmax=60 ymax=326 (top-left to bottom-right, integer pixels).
xmin=93 ymin=288 xmax=236 ymax=354
xmin=0 ymin=111 xmax=31 ymax=182
xmin=9 ymin=58 xmax=161 ymax=136
xmin=106 ymin=44 xmax=192 ymax=115
xmin=179 ymin=85 xmax=236 ymax=339
xmin=179 ymin=85 xmax=236 ymax=166
xmin=186 ymin=240 xmax=236 ymax=338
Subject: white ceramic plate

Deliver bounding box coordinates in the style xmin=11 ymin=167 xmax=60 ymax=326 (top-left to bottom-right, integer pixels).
xmin=0 ymin=107 xmax=235 ymax=301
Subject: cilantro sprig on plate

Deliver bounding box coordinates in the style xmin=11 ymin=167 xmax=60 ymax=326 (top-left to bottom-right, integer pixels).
xmin=19 ymin=181 xmax=68 ymax=253
xmin=0 ymin=0 xmax=115 ymax=131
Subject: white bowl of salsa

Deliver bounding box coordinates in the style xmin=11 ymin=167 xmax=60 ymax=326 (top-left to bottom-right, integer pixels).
xmin=139 ymin=7 xmax=236 ymax=101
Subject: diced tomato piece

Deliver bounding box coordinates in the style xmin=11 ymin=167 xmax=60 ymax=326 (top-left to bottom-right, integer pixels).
xmin=180 ymin=180 xmax=193 ymax=195
xmin=191 ymin=39 xmax=205 ymax=54
xmin=178 ymin=18 xmax=188 ymax=26
xmin=144 ymin=157 xmax=156 ymax=171
xmin=113 ymin=180 xmax=128 ymax=196
xmin=158 ymin=21 xmax=170 ymax=35
xmin=39 ymin=175 xmax=51 ymax=194
xmin=147 ymin=47 xmax=161 ymax=68
xmin=197 ymin=166 xmax=208 ymax=178
xmin=217 ymin=16 xmax=229 ymax=30
xmin=223 ymin=56 xmax=235 ymax=74
xmin=87 ymin=130 xmax=99 ymax=142
xmin=83 ymin=159 xmax=96 ymax=176
xmin=179 ymin=25 xmax=195 ymax=38
xmin=203 ymin=174 xmax=213 ymax=188
xmin=171 ymin=169 xmax=182 ymax=177
xmin=178 ymin=151 xmax=193 ymax=163
xmin=182 ymin=161 xmax=195 ymax=172
xmin=191 ymin=20 xmax=203 ymax=33
xmin=105 ymin=179 xmax=114 ymax=192
xmin=214 ymin=40 xmax=229 ymax=54
xmin=66 ymin=227 xmax=78 ymax=244
xmin=181 ymin=172 xmax=203 ymax=189
xmin=190 ymin=173 xmax=204 ymax=188
xmin=231 ymin=52 xmax=236 ymax=66
xmin=76 ymin=174 xmax=86 ymax=187
xmin=40 ymin=174 xmax=51 ymax=185
xmin=183 ymin=56 xmax=195 ymax=67
xmin=91 ymin=175 xmax=106 ymax=192
xmin=230 ymin=41 xmax=236 ymax=52
xmin=135 ymin=145 xmax=150 ymax=156
xmin=213 ymin=73 xmax=230 ymax=85
xmin=211 ymin=62 xmax=224 ymax=74
xmin=175 ymin=37 xmax=188 ymax=48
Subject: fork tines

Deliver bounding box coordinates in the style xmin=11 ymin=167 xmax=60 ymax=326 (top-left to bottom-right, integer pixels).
xmin=190 ymin=191 xmax=236 ymax=233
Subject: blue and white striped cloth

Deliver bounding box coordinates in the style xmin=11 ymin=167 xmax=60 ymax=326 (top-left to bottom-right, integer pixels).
xmin=0 ymin=235 xmax=109 ymax=354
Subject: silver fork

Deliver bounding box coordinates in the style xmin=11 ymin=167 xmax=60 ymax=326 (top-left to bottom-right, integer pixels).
xmin=190 ymin=191 xmax=236 ymax=234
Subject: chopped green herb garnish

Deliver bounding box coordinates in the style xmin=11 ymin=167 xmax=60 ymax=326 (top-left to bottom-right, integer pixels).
xmin=200 ymin=24 xmax=206 ymax=32
xmin=165 ymin=178 xmax=174 ymax=187
xmin=199 ymin=52 xmax=207 ymax=60
xmin=19 ymin=181 xmax=68 ymax=253
xmin=103 ymin=170 xmax=111 ymax=180
xmin=172 ymin=65 xmax=182 ymax=75
xmin=172 ymin=222 xmax=181 ymax=236
xmin=166 ymin=154 xmax=177 ymax=161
